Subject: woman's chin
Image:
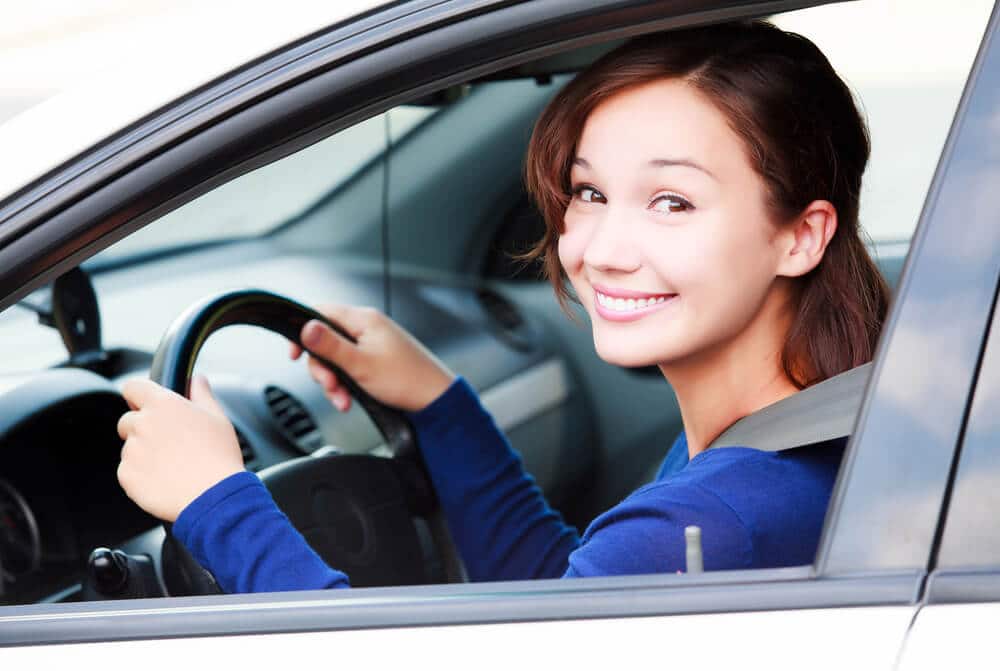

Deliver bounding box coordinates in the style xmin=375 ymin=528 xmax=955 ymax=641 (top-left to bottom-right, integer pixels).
xmin=593 ymin=338 xmax=671 ymax=369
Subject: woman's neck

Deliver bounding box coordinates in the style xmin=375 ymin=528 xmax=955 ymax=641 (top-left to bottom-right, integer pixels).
xmin=660 ymin=289 xmax=801 ymax=459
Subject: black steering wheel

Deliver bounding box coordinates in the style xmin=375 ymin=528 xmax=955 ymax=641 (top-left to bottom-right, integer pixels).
xmin=148 ymin=289 xmax=464 ymax=595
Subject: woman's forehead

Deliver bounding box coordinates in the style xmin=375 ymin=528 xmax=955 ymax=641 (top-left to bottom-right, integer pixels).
xmin=573 ymin=78 xmax=749 ymax=181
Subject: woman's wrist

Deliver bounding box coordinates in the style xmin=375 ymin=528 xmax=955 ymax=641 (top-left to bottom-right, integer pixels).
xmin=409 ymin=367 xmax=457 ymax=412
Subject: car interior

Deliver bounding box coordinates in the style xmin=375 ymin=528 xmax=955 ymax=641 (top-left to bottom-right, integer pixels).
xmin=0 ymin=15 xmax=950 ymax=606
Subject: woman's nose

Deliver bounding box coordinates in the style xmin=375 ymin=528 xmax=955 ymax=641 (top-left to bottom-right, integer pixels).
xmin=581 ymin=206 xmax=642 ymax=273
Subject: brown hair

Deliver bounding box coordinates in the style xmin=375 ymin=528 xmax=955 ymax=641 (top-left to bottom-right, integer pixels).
xmin=523 ymin=20 xmax=890 ymax=388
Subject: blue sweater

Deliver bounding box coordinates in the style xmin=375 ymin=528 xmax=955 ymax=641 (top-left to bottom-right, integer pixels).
xmin=173 ymin=377 xmax=845 ymax=593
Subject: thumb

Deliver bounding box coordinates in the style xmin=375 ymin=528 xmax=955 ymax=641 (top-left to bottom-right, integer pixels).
xmin=189 ymin=375 xmax=227 ymax=418
xmin=301 ymin=319 xmax=362 ymax=377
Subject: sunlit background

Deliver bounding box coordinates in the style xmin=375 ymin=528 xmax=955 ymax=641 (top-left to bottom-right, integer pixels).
xmin=0 ymin=0 xmax=995 ymax=243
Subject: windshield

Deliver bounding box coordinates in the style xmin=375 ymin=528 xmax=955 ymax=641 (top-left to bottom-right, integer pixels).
xmin=88 ymin=107 xmax=437 ymax=266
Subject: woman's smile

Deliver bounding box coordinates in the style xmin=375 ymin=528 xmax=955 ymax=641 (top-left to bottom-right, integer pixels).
xmin=593 ymin=285 xmax=679 ymax=322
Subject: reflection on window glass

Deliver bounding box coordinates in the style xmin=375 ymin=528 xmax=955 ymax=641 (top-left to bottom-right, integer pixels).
xmin=775 ymin=0 xmax=993 ymax=244
xmin=93 ymin=106 xmax=436 ymax=264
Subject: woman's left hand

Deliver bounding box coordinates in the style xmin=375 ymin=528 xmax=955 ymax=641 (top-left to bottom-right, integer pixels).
xmin=117 ymin=375 xmax=245 ymax=522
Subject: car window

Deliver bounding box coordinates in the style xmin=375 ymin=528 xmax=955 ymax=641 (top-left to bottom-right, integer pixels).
xmin=89 ymin=107 xmax=436 ymax=266
xmin=934 ymin=281 xmax=1000 ymax=569
xmin=0 ymin=0 xmax=995 ymax=627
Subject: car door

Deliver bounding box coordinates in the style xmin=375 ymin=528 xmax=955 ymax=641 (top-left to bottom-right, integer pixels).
xmin=0 ymin=0 xmax=997 ymax=666
xmin=896 ymin=278 xmax=1000 ymax=669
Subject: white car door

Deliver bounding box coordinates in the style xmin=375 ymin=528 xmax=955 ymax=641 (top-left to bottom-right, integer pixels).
xmin=1 ymin=0 xmax=998 ymax=666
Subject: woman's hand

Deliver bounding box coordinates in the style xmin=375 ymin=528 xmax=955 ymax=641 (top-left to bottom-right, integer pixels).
xmin=117 ymin=375 xmax=245 ymax=522
xmin=289 ymin=304 xmax=456 ymax=413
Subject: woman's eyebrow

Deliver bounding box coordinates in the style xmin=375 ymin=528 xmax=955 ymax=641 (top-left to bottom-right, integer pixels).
xmin=648 ymin=158 xmax=717 ymax=181
xmin=573 ymin=156 xmax=715 ymax=181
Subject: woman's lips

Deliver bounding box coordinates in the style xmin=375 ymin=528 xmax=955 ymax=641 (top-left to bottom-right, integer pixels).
xmin=593 ymin=288 xmax=678 ymax=322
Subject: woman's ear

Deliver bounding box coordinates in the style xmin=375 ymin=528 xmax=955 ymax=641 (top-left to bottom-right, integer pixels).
xmin=776 ymin=200 xmax=838 ymax=278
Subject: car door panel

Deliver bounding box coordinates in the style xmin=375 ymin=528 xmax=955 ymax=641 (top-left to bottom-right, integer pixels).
xmin=2 ymin=605 xmax=915 ymax=669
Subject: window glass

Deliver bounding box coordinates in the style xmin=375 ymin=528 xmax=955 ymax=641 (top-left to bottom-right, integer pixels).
xmin=91 ymin=107 xmax=436 ymax=265
xmin=936 ymin=285 xmax=1000 ymax=569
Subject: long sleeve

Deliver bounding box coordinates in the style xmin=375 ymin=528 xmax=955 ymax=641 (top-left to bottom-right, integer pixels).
xmin=173 ymin=375 xmax=579 ymax=591
xmin=172 ymin=383 xmax=845 ymax=591
xmin=173 ymin=471 xmax=349 ymax=593
xmin=406 ymin=377 xmax=581 ymax=581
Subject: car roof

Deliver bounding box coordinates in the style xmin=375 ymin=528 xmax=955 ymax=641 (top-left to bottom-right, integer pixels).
xmin=0 ymin=1 xmax=388 ymax=205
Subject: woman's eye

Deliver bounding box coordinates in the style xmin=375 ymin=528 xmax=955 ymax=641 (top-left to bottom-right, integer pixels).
xmin=574 ymin=186 xmax=606 ymax=204
xmin=650 ymin=194 xmax=693 ymax=214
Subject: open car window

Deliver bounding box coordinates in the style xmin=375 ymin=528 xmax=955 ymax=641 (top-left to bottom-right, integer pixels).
xmin=0 ymin=0 xmax=998 ymax=657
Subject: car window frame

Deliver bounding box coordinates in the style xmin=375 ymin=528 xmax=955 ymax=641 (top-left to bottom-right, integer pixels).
xmin=924 ymin=275 xmax=1000 ymax=605
xmin=0 ymin=0 xmax=993 ymax=647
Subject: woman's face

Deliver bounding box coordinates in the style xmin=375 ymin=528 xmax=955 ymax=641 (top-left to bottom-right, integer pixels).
xmin=558 ymin=78 xmax=792 ymax=369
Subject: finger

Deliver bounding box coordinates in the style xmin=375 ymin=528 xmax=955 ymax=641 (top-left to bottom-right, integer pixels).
xmin=189 ymin=375 xmax=227 ymax=418
xmin=307 ymin=356 xmax=339 ymax=391
xmin=120 ymin=378 xmax=166 ymax=410
xmin=330 ymin=387 xmax=352 ymax=413
xmin=312 ymin=304 xmax=376 ymax=340
xmin=116 ymin=460 xmax=131 ymax=492
xmin=289 ymin=341 xmax=303 ymax=360
xmin=117 ymin=411 xmax=138 ymax=440
xmin=300 ymin=320 xmax=363 ymax=377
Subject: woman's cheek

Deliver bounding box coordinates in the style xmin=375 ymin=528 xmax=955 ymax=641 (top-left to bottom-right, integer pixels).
xmin=557 ymin=220 xmax=588 ymax=275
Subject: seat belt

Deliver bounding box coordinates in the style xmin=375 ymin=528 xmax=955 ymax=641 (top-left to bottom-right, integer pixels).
xmin=706 ymin=361 xmax=872 ymax=452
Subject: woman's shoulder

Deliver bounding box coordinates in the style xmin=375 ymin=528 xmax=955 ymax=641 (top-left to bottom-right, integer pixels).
xmin=689 ymin=438 xmax=845 ymax=564
xmin=623 ymin=437 xmax=847 ymax=567
xmin=647 ymin=434 xmax=844 ymax=492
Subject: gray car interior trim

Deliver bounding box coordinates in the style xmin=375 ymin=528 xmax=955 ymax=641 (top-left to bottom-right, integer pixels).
xmin=707 ymin=362 xmax=871 ymax=452
xmin=479 ymin=358 xmax=569 ymax=430
xmin=0 ymin=568 xmax=922 ymax=647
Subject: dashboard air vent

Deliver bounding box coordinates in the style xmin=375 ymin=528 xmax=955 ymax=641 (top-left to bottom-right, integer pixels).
xmin=264 ymin=385 xmax=324 ymax=453
xmin=234 ymin=427 xmax=258 ymax=470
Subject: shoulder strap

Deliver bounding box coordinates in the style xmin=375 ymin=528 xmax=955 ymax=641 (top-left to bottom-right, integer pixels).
xmin=706 ymin=362 xmax=872 ymax=452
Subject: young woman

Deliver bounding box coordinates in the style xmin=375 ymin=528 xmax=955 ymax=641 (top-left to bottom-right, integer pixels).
xmin=116 ymin=20 xmax=890 ymax=592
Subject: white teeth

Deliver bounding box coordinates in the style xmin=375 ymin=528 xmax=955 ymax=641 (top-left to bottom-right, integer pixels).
xmin=596 ymin=292 xmax=672 ymax=312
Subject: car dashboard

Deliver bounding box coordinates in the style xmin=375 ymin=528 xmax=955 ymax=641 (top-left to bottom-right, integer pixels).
xmin=0 ymin=241 xmax=597 ymax=605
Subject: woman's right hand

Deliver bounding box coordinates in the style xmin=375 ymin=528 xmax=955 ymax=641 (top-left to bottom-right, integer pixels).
xmin=289 ymin=304 xmax=456 ymax=413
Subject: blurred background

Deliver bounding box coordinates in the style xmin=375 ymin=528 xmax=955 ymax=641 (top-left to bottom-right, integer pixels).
xmin=0 ymin=1 xmax=353 ymax=124
xmin=0 ymin=0 xmax=995 ymax=243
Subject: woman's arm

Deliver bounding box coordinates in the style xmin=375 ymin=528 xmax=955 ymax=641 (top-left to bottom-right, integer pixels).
xmin=173 ymin=471 xmax=349 ymax=593
xmin=119 ymin=306 xmax=579 ymax=592
xmin=292 ymin=306 xmax=581 ymax=581
xmin=168 ymin=375 xmax=578 ymax=592
xmin=408 ymin=376 xmax=580 ymax=581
